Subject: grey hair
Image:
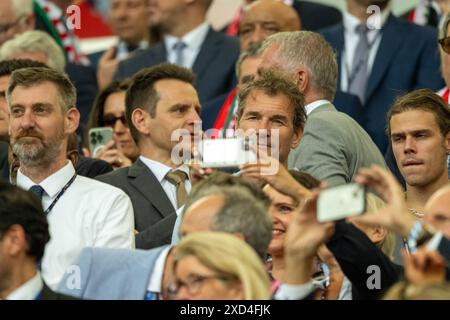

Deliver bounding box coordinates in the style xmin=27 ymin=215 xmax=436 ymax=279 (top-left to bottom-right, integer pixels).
xmin=0 ymin=31 xmax=66 ymax=72
xmin=261 ymin=31 xmax=338 ymax=100
xmin=235 ymin=42 xmax=262 ymax=81
xmin=11 ymin=0 xmax=34 ymax=18
xmin=183 ymin=185 xmax=272 ymax=261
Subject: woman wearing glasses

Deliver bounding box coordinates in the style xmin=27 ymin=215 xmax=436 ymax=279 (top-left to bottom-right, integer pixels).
xmin=85 ymin=80 xmax=139 ymax=169
xmin=170 ymin=232 xmax=271 ymax=300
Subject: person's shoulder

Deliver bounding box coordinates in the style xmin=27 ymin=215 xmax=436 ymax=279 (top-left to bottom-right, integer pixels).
xmin=96 ymin=165 xmax=130 ymax=182
xmin=75 ymin=174 xmax=130 ymax=198
xmin=387 ymin=14 xmax=437 ymax=38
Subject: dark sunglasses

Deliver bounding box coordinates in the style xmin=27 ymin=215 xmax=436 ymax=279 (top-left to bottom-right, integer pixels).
xmin=438 ymin=37 xmax=450 ymax=54
xmin=103 ymin=114 xmax=128 ymax=128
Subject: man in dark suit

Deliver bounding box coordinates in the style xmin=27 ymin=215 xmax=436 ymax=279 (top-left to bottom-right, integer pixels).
xmin=98 ymin=64 xmax=201 ymax=249
xmin=291 ymin=0 xmax=342 ymax=31
xmin=320 ymin=0 xmax=444 ymax=153
xmin=0 ymin=182 xmax=76 ymax=300
xmin=114 ymin=0 xmax=239 ymax=106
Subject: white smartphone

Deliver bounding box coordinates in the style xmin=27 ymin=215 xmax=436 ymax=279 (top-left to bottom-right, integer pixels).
xmin=88 ymin=127 xmax=113 ymax=156
xmin=198 ymin=136 xmax=257 ymax=168
xmin=317 ymin=183 xmax=366 ymax=222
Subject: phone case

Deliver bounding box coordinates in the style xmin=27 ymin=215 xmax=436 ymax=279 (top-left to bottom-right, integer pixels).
xmin=89 ymin=127 xmax=113 ymax=156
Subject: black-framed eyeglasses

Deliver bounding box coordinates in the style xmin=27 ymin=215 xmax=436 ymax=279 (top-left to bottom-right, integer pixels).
xmin=438 ymin=37 xmax=450 ymax=54
xmin=102 ymin=114 xmax=128 ymax=128
xmin=167 ymin=274 xmax=234 ymax=297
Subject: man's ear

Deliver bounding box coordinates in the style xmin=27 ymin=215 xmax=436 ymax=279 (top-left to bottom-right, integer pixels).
xmin=24 ymin=14 xmax=36 ymax=31
xmin=132 ymin=108 xmax=150 ymax=136
xmin=2 ymin=225 xmax=27 ymax=258
xmin=291 ymin=127 xmax=303 ymax=149
xmin=296 ymin=68 xmax=309 ymax=93
xmin=65 ymin=108 xmax=80 ymax=134
xmin=445 ymin=131 xmax=450 ymax=153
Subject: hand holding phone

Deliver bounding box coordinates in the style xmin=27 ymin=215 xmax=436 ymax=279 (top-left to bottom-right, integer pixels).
xmin=198 ymin=136 xmax=256 ymax=168
xmin=88 ymin=127 xmax=113 ymax=156
xmin=317 ymin=183 xmax=366 ymax=222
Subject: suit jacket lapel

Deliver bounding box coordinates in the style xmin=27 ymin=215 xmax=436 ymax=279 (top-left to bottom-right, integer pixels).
xmin=192 ymin=28 xmax=221 ymax=81
xmin=330 ymin=25 xmax=345 ymax=91
xmin=151 ymin=42 xmax=168 ymax=64
xmin=128 ymin=159 xmax=176 ymax=218
xmin=365 ymin=14 xmax=403 ymax=102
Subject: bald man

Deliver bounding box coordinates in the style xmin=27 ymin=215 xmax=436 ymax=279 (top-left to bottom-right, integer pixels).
xmin=425 ymin=185 xmax=450 ymax=239
xmin=239 ymin=0 xmax=301 ymax=51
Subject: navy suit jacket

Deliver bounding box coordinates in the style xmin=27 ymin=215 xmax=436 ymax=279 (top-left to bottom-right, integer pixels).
xmin=114 ymin=27 xmax=240 ymax=105
xmin=292 ymin=0 xmax=342 ymax=31
xmin=321 ymin=14 xmax=444 ymax=153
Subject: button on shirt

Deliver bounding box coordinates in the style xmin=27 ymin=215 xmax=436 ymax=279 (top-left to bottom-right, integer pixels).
xmin=16 ymin=161 xmax=135 ymax=290
xmin=341 ymin=9 xmax=390 ymax=92
xmin=139 ymin=156 xmax=192 ymax=210
xmin=5 ymin=272 xmax=43 ymax=300
xmin=164 ymin=22 xmax=210 ymax=69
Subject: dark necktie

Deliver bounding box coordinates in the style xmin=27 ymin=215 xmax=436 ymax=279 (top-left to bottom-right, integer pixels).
xmin=165 ymin=170 xmax=188 ymax=209
xmin=29 ymin=185 xmax=45 ymax=201
xmin=348 ymin=23 xmax=369 ymax=104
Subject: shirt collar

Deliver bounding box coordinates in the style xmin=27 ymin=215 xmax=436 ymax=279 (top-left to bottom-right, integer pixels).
xmin=305 ymin=100 xmax=331 ymax=115
xmin=343 ymin=6 xmax=390 ymax=34
xmin=16 ymin=161 xmax=75 ymax=198
xmin=6 ymin=272 xmax=43 ymax=300
xmin=139 ymin=156 xmax=191 ymax=183
xmin=164 ymin=22 xmax=209 ymax=53
xmin=148 ymin=246 xmax=172 ymax=295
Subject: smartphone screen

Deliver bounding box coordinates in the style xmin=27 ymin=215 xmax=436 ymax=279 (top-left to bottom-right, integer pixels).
xmin=199 ymin=137 xmax=256 ymax=168
xmin=317 ymin=183 xmax=366 ymax=222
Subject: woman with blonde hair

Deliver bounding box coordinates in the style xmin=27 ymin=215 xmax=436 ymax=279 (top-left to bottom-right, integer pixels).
xmin=170 ymin=232 xmax=271 ymax=300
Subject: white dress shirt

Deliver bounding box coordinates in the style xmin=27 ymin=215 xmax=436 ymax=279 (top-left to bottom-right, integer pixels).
xmin=147 ymin=246 xmax=171 ymax=298
xmin=164 ymin=22 xmax=210 ymax=69
xmin=340 ymin=8 xmax=390 ymax=91
xmin=16 ymin=161 xmax=135 ymax=290
xmin=5 ymin=272 xmax=43 ymax=300
xmin=139 ymin=156 xmax=192 ymax=210
xmin=304 ymin=100 xmax=331 ymax=116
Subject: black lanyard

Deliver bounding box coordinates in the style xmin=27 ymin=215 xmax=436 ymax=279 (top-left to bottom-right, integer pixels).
xmin=43 ymin=173 xmax=77 ymax=215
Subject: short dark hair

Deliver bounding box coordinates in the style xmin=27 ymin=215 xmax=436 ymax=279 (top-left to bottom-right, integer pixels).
xmin=237 ymin=70 xmax=307 ymax=132
xmin=85 ymin=79 xmax=131 ymax=145
xmin=0 ymin=182 xmax=50 ymax=262
xmin=6 ymin=67 xmax=76 ymax=112
xmin=386 ymin=89 xmax=450 ymax=137
xmin=0 ymin=59 xmax=49 ymax=77
xmin=125 ymin=63 xmax=196 ymax=144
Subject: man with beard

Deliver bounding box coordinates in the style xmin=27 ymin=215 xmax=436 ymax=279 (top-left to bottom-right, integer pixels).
xmin=320 ymin=0 xmax=444 ymax=154
xmin=7 ymin=67 xmax=135 ymax=290
xmin=387 ymin=89 xmax=450 ymax=222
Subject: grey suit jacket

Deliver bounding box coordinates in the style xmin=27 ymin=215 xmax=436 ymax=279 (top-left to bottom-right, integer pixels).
xmin=57 ymin=246 xmax=167 ymax=300
xmin=96 ymin=159 xmax=177 ymax=249
xmin=288 ymin=103 xmax=387 ymax=186
xmin=114 ymin=27 xmax=239 ymax=105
